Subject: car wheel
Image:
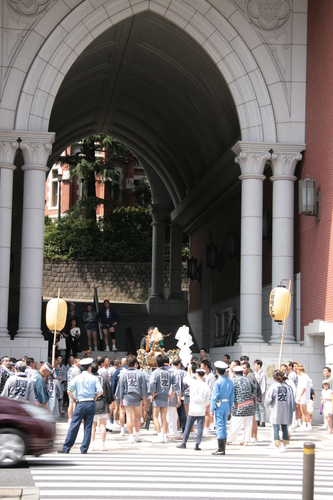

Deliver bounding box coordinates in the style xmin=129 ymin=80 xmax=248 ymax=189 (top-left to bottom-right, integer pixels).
xmin=0 ymin=428 xmax=26 ymax=467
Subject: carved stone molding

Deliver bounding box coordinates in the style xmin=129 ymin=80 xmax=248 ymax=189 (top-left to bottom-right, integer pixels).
xmin=236 ymin=151 xmax=270 ymax=180
xmin=149 ymin=204 xmax=170 ymax=224
xmin=0 ymin=138 xmax=19 ymax=165
xmin=20 ymin=140 xmax=52 ymax=168
xmin=247 ymin=0 xmax=291 ymax=31
xmin=231 ymin=0 xmax=293 ymax=110
xmin=6 ymin=0 xmax=52 ymax=17
xmin=270 ymin=151 xmax=302 ymax=179
xmin=232 ymin=141 xmax=271 ymax=178
xmin=268 ymin=142 xmax=305 ymax=178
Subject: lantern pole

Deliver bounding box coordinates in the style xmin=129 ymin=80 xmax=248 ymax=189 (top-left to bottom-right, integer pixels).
xmin=52 ymin=288 xmax=61 ymax=366
xmin=278 ymin=279 xmax=292 ymax=369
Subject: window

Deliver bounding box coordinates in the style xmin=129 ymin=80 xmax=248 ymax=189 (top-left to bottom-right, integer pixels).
xmin=51 ymin=169 xmax=58 ymax=208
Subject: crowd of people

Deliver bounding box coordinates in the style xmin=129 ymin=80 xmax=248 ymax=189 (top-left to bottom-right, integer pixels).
xmin=1 ymin=347 xmax=332 ymax=455
xmin=49 ymin=299 xmax=119 ymax=360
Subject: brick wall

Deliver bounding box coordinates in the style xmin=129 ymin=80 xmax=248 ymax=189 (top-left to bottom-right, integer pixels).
xmin=43 ymin=260 xmax=189 ymax=302
xmin=296 ymin=0 xmax=333 ymax=338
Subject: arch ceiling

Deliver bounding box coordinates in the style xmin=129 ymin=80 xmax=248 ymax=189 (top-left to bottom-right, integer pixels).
xmin=49 ymin=11 xmax=240 ymax=207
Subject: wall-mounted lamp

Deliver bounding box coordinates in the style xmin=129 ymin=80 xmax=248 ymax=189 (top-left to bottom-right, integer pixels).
xmin=206 ymin=243 xmax=218 ymax=269
xmin=187 ymin=257 xmax=201 ymax=281
xmin=227 ymin=231 xmax=238 ymax=258
xmin=299 ymin=175 xmax=321 ymax=221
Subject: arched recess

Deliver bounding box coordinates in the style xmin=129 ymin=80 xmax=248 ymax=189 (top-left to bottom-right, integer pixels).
xmin=14 ymin=0 xmax=278 ymax=144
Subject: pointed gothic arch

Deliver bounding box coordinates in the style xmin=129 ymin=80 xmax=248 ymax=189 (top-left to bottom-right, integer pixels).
xmin=14 ymin=0 xmax=277 ymax=145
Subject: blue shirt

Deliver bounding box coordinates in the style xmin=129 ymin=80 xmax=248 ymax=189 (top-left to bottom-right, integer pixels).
xmin=33 ymin=371 xmax=50 ymax=404
xmin=112 ymin=365 xmax=128 ymax=394
xmin=83 ymin=311 xmax=97 ymax=331
xmin=68 ymin=371 xmax=102 ymax=399
xmin=210 ymin=375 xmax=235 ymax=413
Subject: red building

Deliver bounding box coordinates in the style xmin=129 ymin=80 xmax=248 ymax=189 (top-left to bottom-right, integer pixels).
xmin=45 ymin=145 xmax=146 ymax=219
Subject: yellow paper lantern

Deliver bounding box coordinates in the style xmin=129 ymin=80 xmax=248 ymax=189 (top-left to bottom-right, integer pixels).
xmin=46 ymin=298 xmax=67 ymax=331
xmin=269 ymin=286 xmax=291 ymax=322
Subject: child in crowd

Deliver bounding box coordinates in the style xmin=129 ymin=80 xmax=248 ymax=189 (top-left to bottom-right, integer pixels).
xmin=321 ymin=380 xmax=333 ymax=434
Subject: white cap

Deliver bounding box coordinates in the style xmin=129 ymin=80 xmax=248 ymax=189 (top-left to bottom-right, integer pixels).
xmin=42 ymin=363 xmax=54 ymax=374
xmin=79 ymin=358 xmax=93 ymax=366
xmin=234 ymin=366 xmax=244 ymax=373
xmin=214 ymin=361 xmax=228 ymax=369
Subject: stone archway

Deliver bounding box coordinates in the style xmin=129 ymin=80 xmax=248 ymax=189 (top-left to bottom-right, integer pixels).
xmin=0 ymin=0 xmax=308 ymax=358
xmin=14 ymin=0 xmax=278 ymax=145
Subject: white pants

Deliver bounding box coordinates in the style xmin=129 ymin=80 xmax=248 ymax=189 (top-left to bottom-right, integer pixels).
xmin=167 ymin=406 xmax=180 ymax=437
xmin=228 ymin=415 xmax=253 ymax=443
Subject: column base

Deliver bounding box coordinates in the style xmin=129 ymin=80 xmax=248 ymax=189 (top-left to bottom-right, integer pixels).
xmin=269 ymin=333 xmax=296 ymax=345
xmin=0 ymin=327 xmax=9 ymax=338
xmin=236 ymin=334 xmax=265 ymax=344
xmin=146 ymin=295 xmax=168 ymax=315
xmin=146 ymin=296 xmax=188 ymax=316
xmin=16 ymin=328 xmax=43 ymax=338
xmin=0 ymin=335 xmax=48 ymax=360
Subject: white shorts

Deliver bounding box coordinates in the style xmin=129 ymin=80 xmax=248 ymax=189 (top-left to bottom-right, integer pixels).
xmin=93 ymin=414 xmax=108 ymax=422
xmin=323 ymin=405 xmax=332 ymax=417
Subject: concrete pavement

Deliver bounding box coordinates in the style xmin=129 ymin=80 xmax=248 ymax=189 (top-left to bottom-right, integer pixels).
xmin=2 ymin=419 xmax=333 ymax=499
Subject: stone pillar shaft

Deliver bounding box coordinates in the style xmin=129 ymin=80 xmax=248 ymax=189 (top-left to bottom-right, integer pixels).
xmin=270 ymin=148 xmax=303 ymax=344
xmin=149 ymin=204 xmax=169 ymax=299
xmin=17 ymin=134 xmax=54 ymax=337
xmin=0 ymin=136 xmax=18 ymax=337
xmin=168 ymin=223 xmax=183 ymax=299
xmin=151 ymin=221 xmax=166 ymax=298
xmin=233 ymin=142 xmax=270 ymax=343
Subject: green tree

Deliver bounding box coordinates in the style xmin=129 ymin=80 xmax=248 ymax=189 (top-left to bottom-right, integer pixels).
xmin=44 ymin=208 xmax=153 ymax=261
xmin=58 ymin=134 xmax=135 ymax=220
xmin=133 ymin=178 xmax=152 ymax=207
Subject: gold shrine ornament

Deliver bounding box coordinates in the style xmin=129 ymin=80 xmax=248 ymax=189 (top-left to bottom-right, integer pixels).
xmin=269 ymin=286 xmax=291 ymax=322
xmin=46 ymin=297 xmax=67 ymax=331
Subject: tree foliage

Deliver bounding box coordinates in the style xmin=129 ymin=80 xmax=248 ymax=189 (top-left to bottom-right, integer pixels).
xmin=58 ymin=134 xmax=135 ymax=220
xmin=133 ymin=178 xmax=152 ymax=207
xmin=44 ymin=207 xmax=152 ymax=261
xmin=44 ymin=207 xmax=189 ymax=262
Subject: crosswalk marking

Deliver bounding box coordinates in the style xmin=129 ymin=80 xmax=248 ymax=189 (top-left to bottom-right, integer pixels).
xmin=28 ymin=453 xmax=333 ymax=500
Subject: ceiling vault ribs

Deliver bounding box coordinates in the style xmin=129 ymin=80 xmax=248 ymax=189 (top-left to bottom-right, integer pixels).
xmin=49 ymin=11 xmax=240 ymax=208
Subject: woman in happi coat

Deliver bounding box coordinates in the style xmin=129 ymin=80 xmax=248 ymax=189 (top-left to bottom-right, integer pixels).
xmin=266 ymin=370 xmax=296 ymax=453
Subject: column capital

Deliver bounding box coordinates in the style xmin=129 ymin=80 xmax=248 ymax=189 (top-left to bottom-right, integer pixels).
xmin=270 ymin=151 xmax=303 ymax=180
xmin=232 ymin=142 xmax=270 ymax=178
xmin=149 ymin=204 xmax=170 ymax=224
xmin=17 ymin=131 xmax=54 ymax=167
xmin=20 ymin=140 xmax=53 ymax=168
xmin=0 ymin=135 xmax=19 ymax=166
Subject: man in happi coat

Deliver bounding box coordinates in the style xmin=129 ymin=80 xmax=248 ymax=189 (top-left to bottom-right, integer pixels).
xmin=227 ymin=365 xmax=256 ymax=446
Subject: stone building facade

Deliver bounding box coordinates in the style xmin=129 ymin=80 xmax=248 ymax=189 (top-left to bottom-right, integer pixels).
xmin=0 ymin=0 xmax=332 ymax=408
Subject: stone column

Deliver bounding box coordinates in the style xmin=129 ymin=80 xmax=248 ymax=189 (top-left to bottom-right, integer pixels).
xmin=0 ymin=134 xmax=19 ymax=337
xmin=232 ymin=142 xmax=270 ymax=343
xmin=146 ymin=204 xmax=169 ymax=314
xmin=269 ymin=145 xmax=305 ymax=344
xmin=167 ymin=223 xmax=187 ymax=315
xmin=168 ymin=223 xmax=183 ymax=299
xmin=16 ymin=133 xmax=54 ymax=338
